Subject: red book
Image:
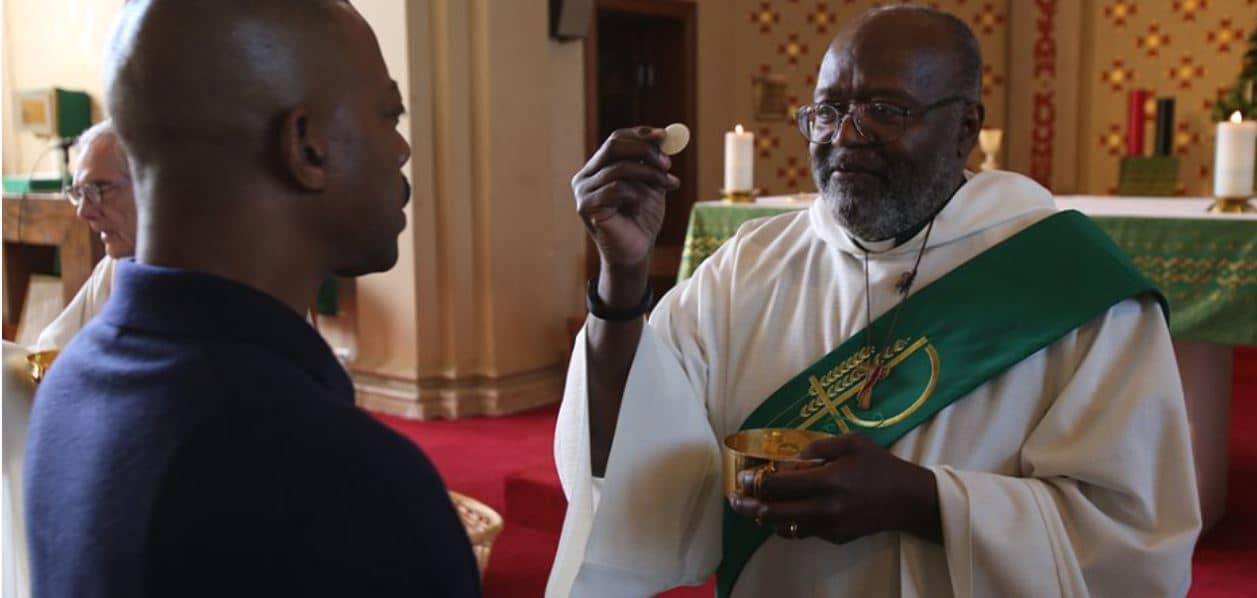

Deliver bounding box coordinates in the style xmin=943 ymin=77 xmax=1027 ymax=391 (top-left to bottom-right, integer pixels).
xmin=1126 ymin=89 xmax=1147 ymax=157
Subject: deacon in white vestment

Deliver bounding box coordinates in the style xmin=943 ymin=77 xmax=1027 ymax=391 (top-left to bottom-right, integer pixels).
xmin=550 ymin=6 xmax=1200 ymax=598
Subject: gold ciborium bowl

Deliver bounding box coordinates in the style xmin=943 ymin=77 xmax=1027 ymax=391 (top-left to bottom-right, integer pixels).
xmin=723 ymin=428 xmax=834 ymax=496
xmin=26 ymin=349 xmax=59 ymax=384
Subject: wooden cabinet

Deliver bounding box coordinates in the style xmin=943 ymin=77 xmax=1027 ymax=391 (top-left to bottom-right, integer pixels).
xmin=3 ymin=193 xmax=104 ymax=340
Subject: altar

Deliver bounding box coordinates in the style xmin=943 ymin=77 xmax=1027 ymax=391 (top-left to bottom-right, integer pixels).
xmin=678 ymin=194 xmax=1257 ymax=530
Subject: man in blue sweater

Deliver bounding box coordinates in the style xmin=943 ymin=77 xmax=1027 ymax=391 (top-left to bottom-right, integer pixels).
xmin=24 ymin=1 xmax=480 ymax=596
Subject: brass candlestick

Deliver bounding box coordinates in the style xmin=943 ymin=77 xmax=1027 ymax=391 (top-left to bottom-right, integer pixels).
xmin=720 ymin=188 xmax=761 ymax=204
xmin=1207 ymin=196 xmax=1256 ymax=214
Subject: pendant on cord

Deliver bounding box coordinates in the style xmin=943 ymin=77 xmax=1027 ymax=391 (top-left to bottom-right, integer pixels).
xmin=894 ymin=271 xmax=916 ymax=296
xmin=856 ymin=360 xmax=887 ymax=411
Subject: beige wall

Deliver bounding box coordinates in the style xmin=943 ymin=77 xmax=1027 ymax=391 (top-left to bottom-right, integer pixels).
xmin=352 ymin=0 xmax=589 ymax=417
xmin=2 ymin=0 xmax=116 ymax=176
xmin=345 ymin=0 xmax=420 ymax=379
xmin=692 ymin=0 xmax=741 ymax=204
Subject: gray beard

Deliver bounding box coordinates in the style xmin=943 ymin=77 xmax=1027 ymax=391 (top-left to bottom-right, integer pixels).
xmin=814 ymin=156 xmax=957 ymax=243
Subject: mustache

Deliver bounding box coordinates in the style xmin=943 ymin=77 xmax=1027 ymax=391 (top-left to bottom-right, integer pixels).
xmin=815 ymin=151 xmax=887 ymax=180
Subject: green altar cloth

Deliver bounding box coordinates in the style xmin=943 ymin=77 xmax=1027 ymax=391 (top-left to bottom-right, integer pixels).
xmin=678 ymin=203 xmax=794 ymax=282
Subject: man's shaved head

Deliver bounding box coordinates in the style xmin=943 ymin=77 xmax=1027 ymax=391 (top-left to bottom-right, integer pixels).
xmin=105 ymin=0 xmax=355 ymax=179
xmin=102 ymin=0 xmax=412 ymax=309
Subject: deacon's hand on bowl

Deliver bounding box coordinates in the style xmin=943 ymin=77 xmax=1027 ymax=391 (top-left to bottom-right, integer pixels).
xmin=726 ymin=433 xmax=942 ymax=545
xmin=722 ymin=428 xmax=833 ymax=497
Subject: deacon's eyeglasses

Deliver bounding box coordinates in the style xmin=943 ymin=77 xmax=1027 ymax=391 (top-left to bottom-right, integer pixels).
xmin=796 ymin=96 xmax=973 ymax=145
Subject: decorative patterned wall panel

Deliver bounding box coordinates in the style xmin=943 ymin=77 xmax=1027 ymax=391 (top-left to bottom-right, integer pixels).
xmin=742 ymin=0 xmax=1010 ymax=195
xmin=1084 ymin=0 xmax=1253 ymax=196
xmin=736 ymin=0 xmax=1254 ymax=196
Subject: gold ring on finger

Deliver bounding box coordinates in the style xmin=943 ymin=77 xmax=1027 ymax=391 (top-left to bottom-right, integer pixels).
xmin=752 ymin=462 xmax=775 ymax=498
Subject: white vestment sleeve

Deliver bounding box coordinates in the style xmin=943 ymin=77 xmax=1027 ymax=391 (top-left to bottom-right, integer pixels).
xmin=33 ymin=257 xmax=115 ymax=351
xmin=548 ymin=246 xmax=735 ymax=598
xmin=930 ymin=297 xmax=1202 ymax=597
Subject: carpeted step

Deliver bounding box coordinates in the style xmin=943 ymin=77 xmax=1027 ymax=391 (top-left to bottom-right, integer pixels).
xmin=504 ymin=462 xmax=568 ymax=534
xmin=481 ymin=524 xmax=560 ymax=598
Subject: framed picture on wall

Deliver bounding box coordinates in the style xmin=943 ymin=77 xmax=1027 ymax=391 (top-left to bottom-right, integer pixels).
xmin=752 ymin=73 xmax=788 ymax=121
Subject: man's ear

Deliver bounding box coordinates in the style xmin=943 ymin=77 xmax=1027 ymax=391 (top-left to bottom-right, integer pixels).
xmin=957 ymin=101 xmax=986 ymax=159
xmin=279 ymin=106 xmax=328 ymax=191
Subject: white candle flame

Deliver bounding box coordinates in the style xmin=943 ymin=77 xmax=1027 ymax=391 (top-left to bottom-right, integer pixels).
xmin=735 ymin=124 xmax=744 ymax=134
xmin=1231 ymin=111 xmax=1244 ymax=124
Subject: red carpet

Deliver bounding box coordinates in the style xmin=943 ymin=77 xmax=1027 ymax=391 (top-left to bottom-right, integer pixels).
xmin=373 ymin=407 xmax=559 ymax=597
xmin=1188 ymin=346 xmax=1257 ymax=598
xmin=378 ymin=346 xmax=1257 ymax=597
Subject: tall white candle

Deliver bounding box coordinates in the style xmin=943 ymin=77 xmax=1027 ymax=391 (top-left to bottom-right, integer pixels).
xmin=724 ymin=124 xmax=755 ymax=191
xmin=1214 ymin=111 xmax=1257 ymax=198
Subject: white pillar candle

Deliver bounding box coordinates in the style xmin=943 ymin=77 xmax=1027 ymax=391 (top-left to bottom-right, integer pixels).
xmin=1214 ymin=111 xmax=1257 ymax=198
xmin=724 ymin=124 xmax=755 ymax=191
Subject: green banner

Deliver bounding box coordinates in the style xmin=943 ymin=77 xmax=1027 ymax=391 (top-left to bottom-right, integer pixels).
xmin=716 ymin=211 xmax=1166 ymax=597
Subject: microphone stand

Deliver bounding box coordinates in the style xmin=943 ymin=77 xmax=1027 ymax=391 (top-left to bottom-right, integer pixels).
xmin=56 ymin=136 xmax=77 ymax=186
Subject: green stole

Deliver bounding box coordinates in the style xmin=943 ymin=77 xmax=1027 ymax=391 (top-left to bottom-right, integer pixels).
xmin=715 ymin=210 xmax=1166 ymax=597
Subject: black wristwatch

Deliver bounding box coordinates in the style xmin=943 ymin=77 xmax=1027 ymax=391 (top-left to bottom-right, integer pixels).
xmin=586 ymin=277 xmax=653 ymax=321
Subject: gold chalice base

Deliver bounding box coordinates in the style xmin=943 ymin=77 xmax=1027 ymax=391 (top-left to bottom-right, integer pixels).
xmin=723 ymin=428 xmax=834 ymax=496
xmin=26 ymin=349 xmax=59 ymax=384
